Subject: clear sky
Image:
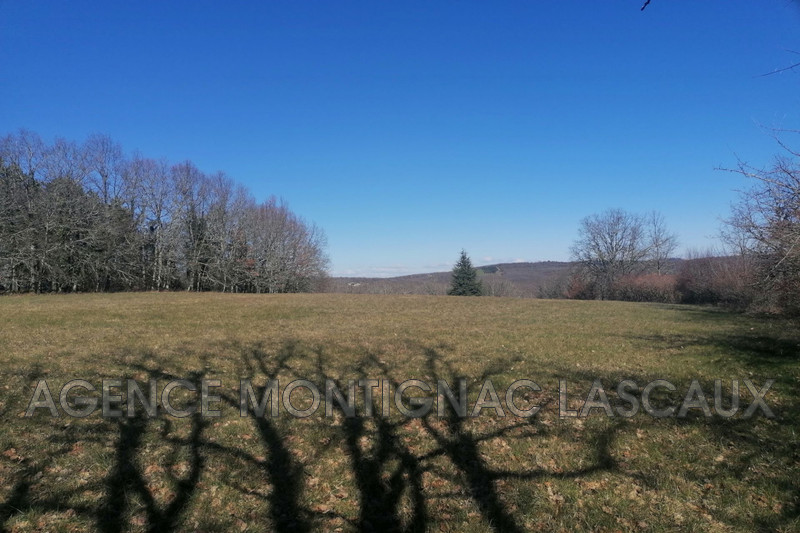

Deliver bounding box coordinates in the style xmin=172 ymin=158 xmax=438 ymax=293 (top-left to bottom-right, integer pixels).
xmin=2 ymin=1 xmax=799 ymax=276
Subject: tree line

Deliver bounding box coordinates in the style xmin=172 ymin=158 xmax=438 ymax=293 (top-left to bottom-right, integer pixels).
xmin=566 ymin=133 xmax=799 ymax=314
xmin=0 ymin=130 xmax=328 ymax=294
xmin=446 ymin=130 xmax=799 ymax=316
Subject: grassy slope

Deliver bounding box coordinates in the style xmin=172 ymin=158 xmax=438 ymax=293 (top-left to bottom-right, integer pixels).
xmin=0 ymin=293 xmax=797 ymax=532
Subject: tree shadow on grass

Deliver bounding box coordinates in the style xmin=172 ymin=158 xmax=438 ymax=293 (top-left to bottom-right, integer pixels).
xmin=308 ymin=345 xmax=428 ymax=533
xmin=128 ymin=346 xmax=314 ymax=533
xmin=0 ymin=367 xmax=108 ymax=531
xmin=96 ymin=367 xmax=207 ymax=533
xmin=1 ymin=362 xmax=201 ymax=532
xmin=5 ymin=326 xmax=797 ymax=532
xmin=543 ymin=355 xmax=800 ymax=532
xmin=224 ymin=340 xmax=312 ymax=533
xmin=414 ymin=345 xmax=624 ymax=533
xmin=295 ymin=342 xmax=626 ymax=532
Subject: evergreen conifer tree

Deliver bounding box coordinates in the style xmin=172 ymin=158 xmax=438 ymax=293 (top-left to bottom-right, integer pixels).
xmin=447 ymin=250 xmax=483 ymax=296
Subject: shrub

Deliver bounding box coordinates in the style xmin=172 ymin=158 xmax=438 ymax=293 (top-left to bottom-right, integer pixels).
xmin=613 ymin=273 xmax=679 ymax=303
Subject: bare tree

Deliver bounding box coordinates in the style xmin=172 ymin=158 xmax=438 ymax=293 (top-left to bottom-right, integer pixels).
xmin=84 ymin=134 xmax=124 ymax=204
xmin=245 ymin=197 xmax=329 ymax=293
xmin=171 ymin=161 xmax=213 ymax=291
xmin=721 ymin=134 xmax=800 ymax=313
xmin=0 ymin=160 xmax=39 ymax=292
xmin=0 ymin=129 xmax=47 ymax=179
xmin=121 ymin=155 xmax=178 ymax=290
xmin=645 ymin=211 xmax=678 ymax=274
xmin=570 ymin=209 xmax=650 ymax=299
xmin=42 ymin=137 xmax=90 ymax=186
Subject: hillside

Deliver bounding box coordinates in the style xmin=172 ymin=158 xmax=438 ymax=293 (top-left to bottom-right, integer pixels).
xmin=328 ymin=261 xmax=576 ymax=297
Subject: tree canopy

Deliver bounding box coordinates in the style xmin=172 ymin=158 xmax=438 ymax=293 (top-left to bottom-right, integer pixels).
xmin=0 ymin=130 xmax=329 ymax=294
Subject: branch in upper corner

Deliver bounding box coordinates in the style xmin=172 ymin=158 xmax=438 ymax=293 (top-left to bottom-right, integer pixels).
xmin=758 ymin=61 xmax=800 ymax=77
xmin=640 ymin=0 xmax=651 ymax=11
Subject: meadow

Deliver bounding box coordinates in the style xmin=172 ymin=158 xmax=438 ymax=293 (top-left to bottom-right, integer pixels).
xmin=0 ymin=293 xmax=797 ymax=532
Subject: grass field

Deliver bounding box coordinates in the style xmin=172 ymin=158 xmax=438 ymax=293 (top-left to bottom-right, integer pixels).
xmin=0 ymin=293 xmax=798 ymax=532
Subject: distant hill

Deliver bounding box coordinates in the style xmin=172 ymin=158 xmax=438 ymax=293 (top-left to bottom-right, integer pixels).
xmin=327 ymin=261 xmax=576 ymax=297
xmin=328 ymin=258 xmax=687 ymax=297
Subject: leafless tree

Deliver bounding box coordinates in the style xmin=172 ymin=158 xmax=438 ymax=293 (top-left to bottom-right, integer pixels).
xmin=570 ymin=209 xmax=650 ymax=299
xmin=42 ymin=137 xmax=90 ymax=186
xmin=84 ymin=134 xmax=124 ymax=204
xmin=0 ymin=130 xmax=329 ymax=294
xmin=123 ymin=155 xmax=178 ymax=289
xmin=0 ymin=129 xmax=47 ymax=179
xmin=570 ymin=208 xmax=680 ymax=299
xmin=721 ymin=133 xmax=800 ymax=313
xmin=245 ymin=197 xmax=329 ymax=293
xmin=0 ymin=160 xmax=39 ymax=292
xmin=645 ymin=211 xmax=678 ymax=274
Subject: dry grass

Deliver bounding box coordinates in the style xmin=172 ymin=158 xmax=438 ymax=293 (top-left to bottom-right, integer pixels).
xmin=0 ymin=293 xmax=798 ymax=532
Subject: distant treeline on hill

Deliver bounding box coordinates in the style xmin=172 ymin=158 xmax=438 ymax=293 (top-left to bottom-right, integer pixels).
xmin=329 ymin=256 xmax=761 ymax=309
xmin=0 ymin=130 xmax=329 ymax=294
xmin=329 ymin=261 xmax=573 ymax=298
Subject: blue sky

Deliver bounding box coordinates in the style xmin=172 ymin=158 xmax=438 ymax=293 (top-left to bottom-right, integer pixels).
xmin=2 ymin=1 xmax=799 ymax=276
